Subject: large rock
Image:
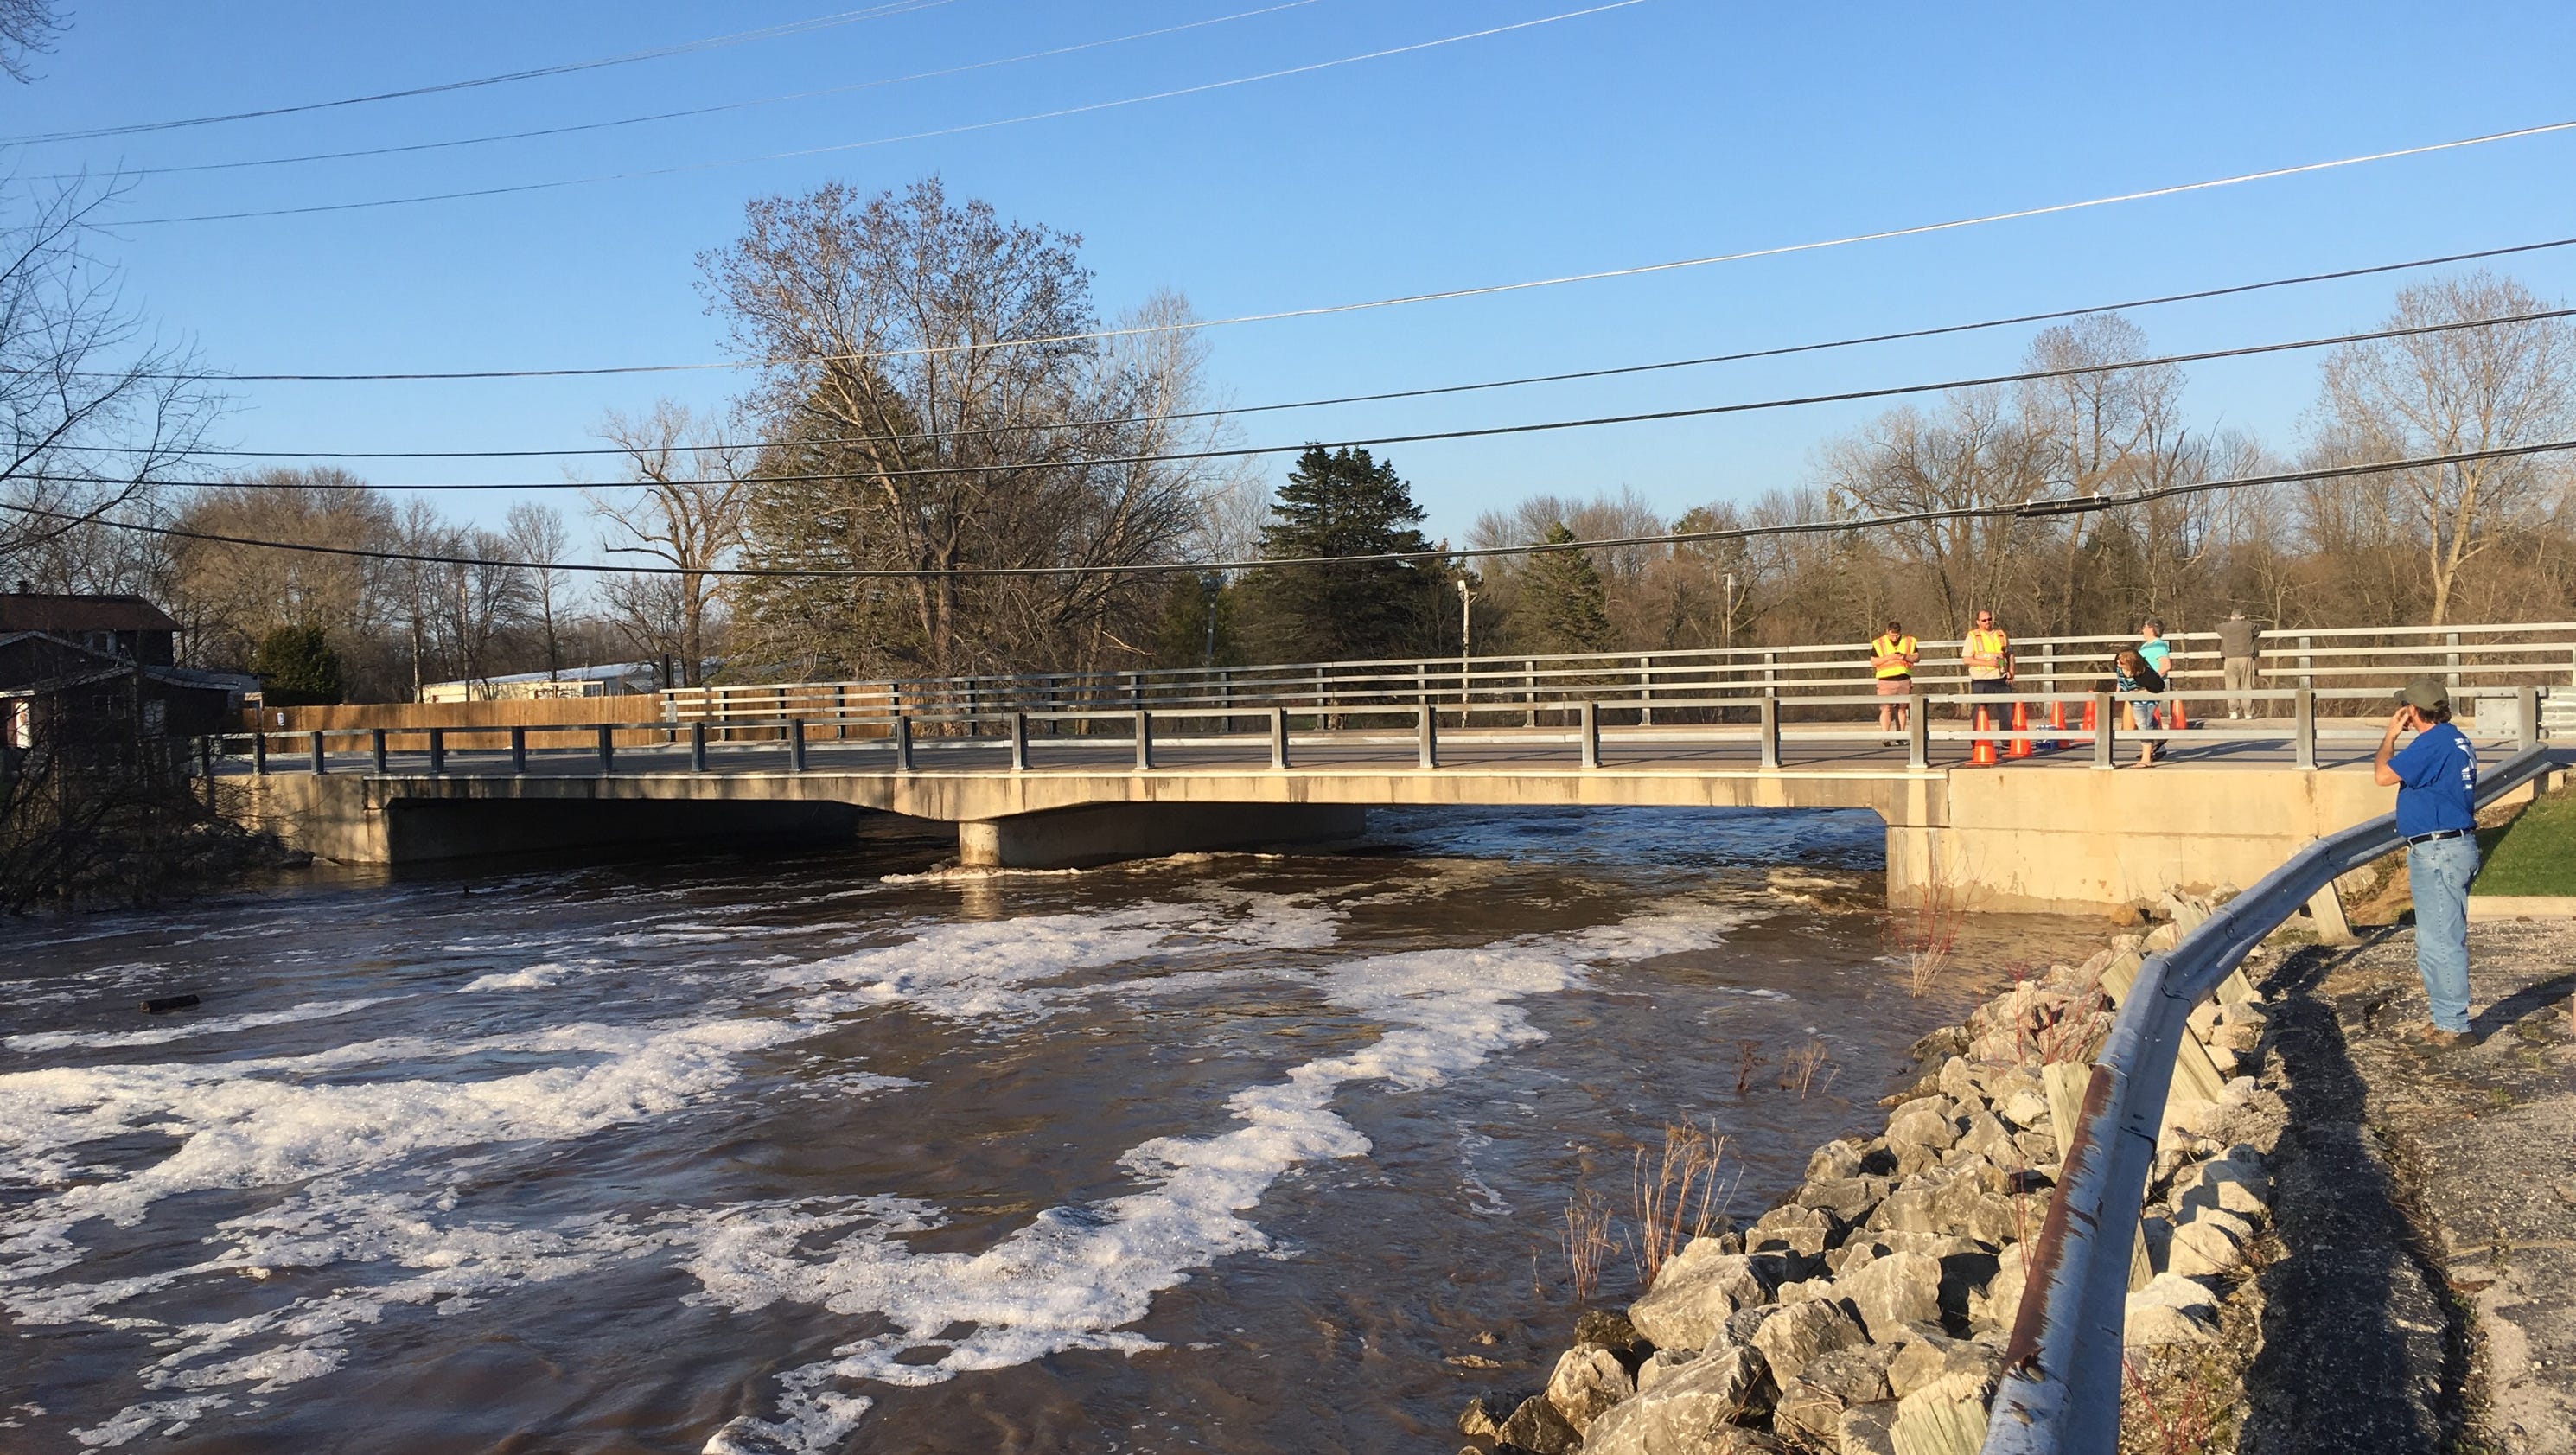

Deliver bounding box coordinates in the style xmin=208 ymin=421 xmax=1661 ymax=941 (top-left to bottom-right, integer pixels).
xmin=1748 ymin=1203 xmax=1838 ymax=1259
xmin=1957 ymin=1111 xmax=2019 ymax=1164
xmin=1576 ymin=1307 xmax=1653 ymax=1362
xmin=1839 ymin=1250 xmax=1943 ymax=1341
xmin=1580 ymin=1345 xmax=1781 ymax=1455
xmin=1750 ymin=1297 xmax=1865 ymax=1385
xmin=1630 ymin=1242 xmax=1777 ymax=1351
xmin=1886 ymin=1099 xmax=1961 ymax=1154
xmin=1966 ymin=1243 xmax=2028 ymax=1331
xmin=1495 ymin=1391 xmax=1583 ymax=1455
xmin=1889 ymin=1369 xmax=1994 ymax=1455
xmin=1636 ymin=1347 xmax=1697 ymax=1394
xmin=1999 ymin=1087 xmax=2052 ymax=1132
xmin=2166 ymin=1214 xmax=2248 ymax=1279
xmin=1546 ymin=1344 xmax=1636 ymax=1434
xmin=2122 ymin=1273 xmax=2218 ymax=1348
xmin=2173 ymin=1150 xmax=2270 ymax=1221
xmin=1886 ymin=1332 xmax=1999 ymax=1400
xmin=1839 ymin=1399 xmax=1902 ymax=1455
xmin=1807 ymin=1139 xmax=1866 ymax=1182
xmin=1936 ymin=1057 xmax=1990 ymax=1106
xmin=1770 ymin=1343 xmax=1898 ymax=1445
xmin=1456 ymin=1388 xmax=1531 ymax=1438
xmin=1795 ymin=1176 xmax=1887 ymax=1223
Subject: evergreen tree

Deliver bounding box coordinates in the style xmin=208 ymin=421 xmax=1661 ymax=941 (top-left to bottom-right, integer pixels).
xmin=1509 ymin=523 xmax=1614 ymax=654
xmin=1151 ymin=573 xmax=1243 ymax=668
xmin=1240 ymin=446 xmax=1444 ymax=660
xmin=251 ymin=624 xmax=345 ymax=706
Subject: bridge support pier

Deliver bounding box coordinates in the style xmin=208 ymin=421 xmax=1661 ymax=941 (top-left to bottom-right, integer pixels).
xmin=957 ymin=801 xmax=1367 ymax=870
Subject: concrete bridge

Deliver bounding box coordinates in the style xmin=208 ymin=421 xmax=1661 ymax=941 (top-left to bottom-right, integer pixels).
xmin=230 ymin=697 xmax=2549 ymax=916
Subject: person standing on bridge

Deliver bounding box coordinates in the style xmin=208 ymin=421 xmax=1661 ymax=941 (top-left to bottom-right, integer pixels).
xmin=2375 ymin=676 xmax=2479 ymax=1048
xmin=1961 ymin=611 xmax=2013 ymax=760
xmin=2135 ymin=618 xmax=2173 ymax=735
xmin=2217 ymin=609 xmax=2261 ymax=718
xmin=1870 ymin=619 xmax=1920 ymax=744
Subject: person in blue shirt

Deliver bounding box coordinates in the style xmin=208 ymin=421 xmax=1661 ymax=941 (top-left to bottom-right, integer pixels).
xmin=2373 ymin=675 xmax=2479 ymax=1046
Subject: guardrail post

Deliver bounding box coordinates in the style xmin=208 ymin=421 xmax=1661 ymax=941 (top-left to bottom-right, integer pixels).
xmin=2042 ymin=640 xmax=2057 ymax=692
xmin=1418 ymin=704 xmax=1438 ymax=769
xmin=1764 ymin=649 xmax=1779 ymax=699
xmin=426 ymin=729 xmax=443 ymax=775
xmin=2091 ymin=692 xmax=2115 ymax=770
xmin=896 ymin=715 xmax=915 ymax=772
xmin=788 ymin=719 xmax=807 ymax=772
xmin=250 ymin=731 xmax=268 ymax=775
xmin=2297 ymin=633 xmax=2314 ymax=691
xmin=309 ymin=731 xmax=328 ymax=775
xmin=1220 ymin=668 xmax=1234 ymax=732
xmin=1580 ymin=701 xmax=1601 ymax=769
xmin=1269 ymin=705 xmax=1289 ymax=769
xmin=371 ymin=728 xmax=387 ymax=775
xmin=2445 ymin=629 xmax=2461 ymax=691
xmin=2294 ymin=689 xmax=2317 ymax=769
xmin=1011 ymin=712 xmax=1030 ymax=770
xmin=1639 ymin=655 xmax=1655 ymax=727
xmin=690 ymin=722 xmax=708 ymax=772
xmin=1524 ymin=660 xmax=1536 ymax=727
xmin=509 ymin=726 xmax=527 ymax=773
xmin=1133 ymin=709 xmax=1153 ymax=771
xmin=2515 ymin=686 xmax=2540 ymax=750
xmin=1907 ymin=691 xmax=1929 ymax=769
xmin=596 ymin=724 xmax=615 ymax=774
xmin=1757 ymin=696 xmax=1781 ymax=769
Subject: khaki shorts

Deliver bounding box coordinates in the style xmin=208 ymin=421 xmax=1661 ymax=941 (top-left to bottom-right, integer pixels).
xmin=1876 ymin=679 xmax=1915 ymax=696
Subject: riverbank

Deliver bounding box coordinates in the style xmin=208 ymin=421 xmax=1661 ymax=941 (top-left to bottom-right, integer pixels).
xmin=1467 ymin=895 xmax=2290 ymax=1454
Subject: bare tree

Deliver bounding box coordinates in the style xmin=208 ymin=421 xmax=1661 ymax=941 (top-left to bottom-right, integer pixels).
xmin=504 ymin=501 xmax=577 ymax=679
xmin=1816 ymin=391 xmax=2052 ymax=636
xmin=167 ymin=471 xmax=394 ymax=670
xmin=2 ymin=182 xmax=220 ymax=584
xmin=589 ymin=402 xmax=748 ymax=686
xmin=0 ymin=0 xmax=60 ymax=82
xmin=2316 ymin=271 xmax=2576 ymax=623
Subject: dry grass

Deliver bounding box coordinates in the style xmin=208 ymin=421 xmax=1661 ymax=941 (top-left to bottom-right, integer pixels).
xmin=1562 ymin=1183 xmax=1616 ymax=1304
xmin=1892 ymin=878 xmax=1968 ymax=997
xmin=1732 ymin=1039 xmax=1767 ymax=1096
xmin=1777 ymin=1039 xmax=1833 ymax=1097
xmin=1628 ymin=1121 xmax=1731 ymax=1287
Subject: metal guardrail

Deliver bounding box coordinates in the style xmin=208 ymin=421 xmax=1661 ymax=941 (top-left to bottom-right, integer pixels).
xmin=203 ymin=685 xmax=2555 ymax=780
xmin=1981 ymin=742 xmax=2572 ymax=1455
xmin=660 ymin=622 xmax=2576 ymax=727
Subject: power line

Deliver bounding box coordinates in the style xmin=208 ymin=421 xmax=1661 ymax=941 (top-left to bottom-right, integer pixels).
xmin=118 ymin=2 xmax=1656 ymax=227
xmin=104 ymin=114 xmax=2576 ymax=373
xmin=70 ymin=304 xmax=2576 ymax=492
xmin=103 ymin=233 xmax=2576 ymax=460
xmin=0 ymin=1 xmax=963 ymax=146
xmin=16 ymin=3 xmax=1321 ymax=183
xmin=12 ymin=440 xmax=2572 ymax=579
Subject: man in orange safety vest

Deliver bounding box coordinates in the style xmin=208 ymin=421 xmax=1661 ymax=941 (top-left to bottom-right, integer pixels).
xmin=1870 ymin=619 xmax=1919 ymax=743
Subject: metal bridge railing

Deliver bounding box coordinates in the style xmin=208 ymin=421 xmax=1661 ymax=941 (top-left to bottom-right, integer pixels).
xmin=205 ymin=682 xmax=2556 ymax=780
xmin=659 ymin=622 xmax=2576 ymax=730
xmin=1980 ymin=741 xmax=2572 ymax=1455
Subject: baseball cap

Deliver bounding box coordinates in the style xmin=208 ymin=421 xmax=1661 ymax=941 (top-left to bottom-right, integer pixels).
xmin=2393 ymin=675 xmax=2450 ymax=712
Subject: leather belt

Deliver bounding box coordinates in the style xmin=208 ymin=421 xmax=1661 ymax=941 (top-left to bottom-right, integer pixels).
xmin=2404 ymin=828 xmax=2470 ymax=846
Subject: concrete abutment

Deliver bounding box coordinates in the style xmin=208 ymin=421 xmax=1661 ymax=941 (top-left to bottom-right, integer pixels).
xmin=957 ymin=801 xmax=1368 ymax=869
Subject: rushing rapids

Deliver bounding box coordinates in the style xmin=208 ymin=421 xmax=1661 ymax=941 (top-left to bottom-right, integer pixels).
xmin=0 ymin=807 xmax=2109 ymax=1452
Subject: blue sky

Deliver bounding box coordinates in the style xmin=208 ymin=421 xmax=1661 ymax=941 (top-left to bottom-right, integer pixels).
xmin=16 ymin=1 xmax=2576 ymax=551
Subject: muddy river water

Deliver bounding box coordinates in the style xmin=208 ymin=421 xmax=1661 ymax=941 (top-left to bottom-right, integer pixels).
xmin=0 ymin=807 xmax=2108 ymax=1452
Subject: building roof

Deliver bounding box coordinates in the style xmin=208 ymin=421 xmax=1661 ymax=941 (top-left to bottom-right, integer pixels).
xmin=0 ymin=591 xmax=181 ymax=635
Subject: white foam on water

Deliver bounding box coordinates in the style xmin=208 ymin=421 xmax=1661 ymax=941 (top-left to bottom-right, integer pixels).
xmin=763 ymin=895 xmax=1343 ymax=1026
xmin=697 ymin=907 xmax=1744 ymax=1455
xmin=70 ymin=1394 xmax=232 ymax=1448
xmin=5 ymin=999 xmax=394 ymax=1055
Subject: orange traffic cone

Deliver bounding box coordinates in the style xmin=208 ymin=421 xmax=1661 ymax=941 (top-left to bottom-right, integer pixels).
xmin=2005 ymin=699 xmax=2035 ymax=757
xmin=2044 ymin=697 xmax=2069 ymax=751
xmin=1968 ymin=705 xmax=1999 ymax=767
xmin=2168 ymin=693 xmax=2189 ymax=731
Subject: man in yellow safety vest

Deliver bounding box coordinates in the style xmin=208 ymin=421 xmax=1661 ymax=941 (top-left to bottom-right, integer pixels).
xmin=1962 ymin=609 xmax=2013 ymax=704
xmin=1870 ymin=619 xmax=1919 ymax=743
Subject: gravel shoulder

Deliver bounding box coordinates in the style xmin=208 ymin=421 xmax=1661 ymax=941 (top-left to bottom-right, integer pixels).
xmin=2250 ymin=917 xmax=2576 ymax=1455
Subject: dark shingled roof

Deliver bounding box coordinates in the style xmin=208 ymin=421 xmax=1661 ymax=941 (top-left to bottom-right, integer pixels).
xmin=0 ymin=592 xmax=181 ymax=634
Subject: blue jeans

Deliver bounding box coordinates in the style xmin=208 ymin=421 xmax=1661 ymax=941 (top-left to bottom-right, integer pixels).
xmin=2407 ymin=835 xmax=2481 ymax=1032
